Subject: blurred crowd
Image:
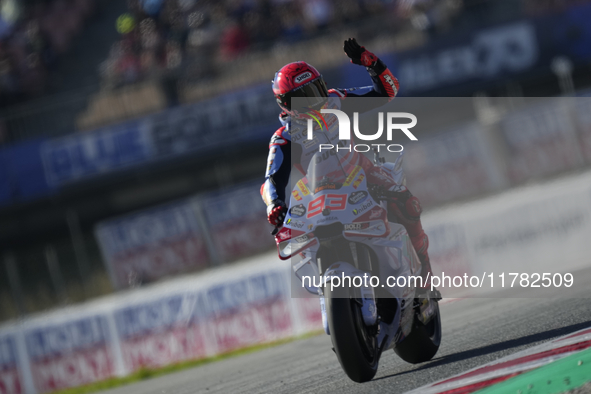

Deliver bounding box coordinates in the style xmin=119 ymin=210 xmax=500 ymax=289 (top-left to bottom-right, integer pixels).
xmin=100 ymin=0 xmax=417 ymax=92
xmin=2 ymin=0 xmax=588 ymax=111
xmin=522 ymin=0 xmax=591 ymax=15
xmin=0 ymin=0 xmax=95 ymax=106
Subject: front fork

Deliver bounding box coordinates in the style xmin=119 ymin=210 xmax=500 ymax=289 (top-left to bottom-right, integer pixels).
xmin=321 ymin=262 xmax=380 ymax=334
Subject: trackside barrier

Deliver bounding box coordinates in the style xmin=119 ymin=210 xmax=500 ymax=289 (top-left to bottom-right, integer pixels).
xmin=3 ymin=169 xmax=591 ymax=393
xmin=424 ymin=169 xmax=591 ymax=290
xmin=95 ymin=180 xmax=274 ymax=290
xmin=0 ymin=255 xmax=322 ymax=394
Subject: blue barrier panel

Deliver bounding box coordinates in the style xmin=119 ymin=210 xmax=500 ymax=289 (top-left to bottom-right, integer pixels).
xmin=39 ymin=83 xmax=278 ymax=188
xmin=0 ymin=149 xmax=11 ymax=205
xmin=0 ymin=138 xmax=53 ymax=206
xmin=8 ymin=139 xmax=54 ymax=201
xmin=40 ymin=121 xmax=152 ymax=186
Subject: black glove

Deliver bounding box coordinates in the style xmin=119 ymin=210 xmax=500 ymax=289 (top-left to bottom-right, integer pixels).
xmin=343 ymin=38 xmax=378 ymax=68
xmin=267 ymin=200 xmax=287 ymax=226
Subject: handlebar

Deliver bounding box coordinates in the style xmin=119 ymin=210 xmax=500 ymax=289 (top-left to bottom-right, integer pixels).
xmin=271 ymin=225 xmax=282 ymax=236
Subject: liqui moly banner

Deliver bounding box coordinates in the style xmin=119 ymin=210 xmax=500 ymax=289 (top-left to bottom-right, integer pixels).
xmin=95 ymin=200 xmax=210 ymax=289
xmin=111 ymin=270 xmax=294 ymax=374
xmin=201 ymin=182 xmax=274 ymax=262
xmin=113 ymin=293 xmax=209 ymax=371
xmin=500 ymin=100 xmax=583 ymax=184
xmin=202 ymin=271 xmax=293 ymax=353
xmin=403 ymin=123 xmax=500 ymax=206
xmin=0 ymin=256 xmax=322 ymax=394
xmin=95 ymin=181 xmax=278 ymax=288
xmin=0 ymin=335 xmax=22 ymax=394
xmin=24 ymin=316 xmax=116 ymax=393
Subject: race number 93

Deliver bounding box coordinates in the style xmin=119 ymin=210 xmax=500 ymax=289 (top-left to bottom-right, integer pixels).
xmin=307 ymin=194 xmax=347 ymax=218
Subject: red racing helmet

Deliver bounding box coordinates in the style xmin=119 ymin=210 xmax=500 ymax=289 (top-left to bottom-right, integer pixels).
xmin=272 ymin=61 xmax=328 ymax=117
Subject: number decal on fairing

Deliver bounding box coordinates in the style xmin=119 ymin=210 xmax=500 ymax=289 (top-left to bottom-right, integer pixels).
xmin=327 ymin=194 xmax=347 ymax=210
xmin=306 ymin=194 xmax=347 ymax=218
xmin=307 ymin=195 xmax=325 ymax=217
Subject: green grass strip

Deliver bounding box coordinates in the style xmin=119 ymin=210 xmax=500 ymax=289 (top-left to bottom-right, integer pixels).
xmin=475 ymin=347 xmax=591 ymax=394
xmin=50 ymin=330 xmax=323 ymax=394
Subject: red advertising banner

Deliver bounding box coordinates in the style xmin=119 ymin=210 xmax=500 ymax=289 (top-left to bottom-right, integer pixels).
xmin=0 ymin=368 xmax=21 ymax=394
xmin=404 ymin=123 xmax=498 ymax=206
xmin=211 ymin=299 xmax=293 ymax=354
xmin=25 ymin=316 xmax=116 ymax=393
xmin=95 ymin=200 xmax=210 ymax=288
xmin=30 ymin=347 xmax=114 ymax=393
xmin=0 ymin=335 xmax=21 ymax=394
xmin=120 ymin=325 xmax=207 ymax=371
xmin=202 ymin=183 xmax=274 ymax=262
xmin=501 ymin=100 xmax=582 ymax=184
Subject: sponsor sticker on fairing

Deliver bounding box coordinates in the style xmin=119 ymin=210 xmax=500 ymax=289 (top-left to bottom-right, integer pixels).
xmin=295 ymin=234 xmax=311 ymax=243
xmin=352 ymin=200 xmax=373 ymax=215
xmin=290 ymin=204 xmax=306 ymax=217
xmin=317 ymin=216 xmax=338 ymax=223
xmin=296 ymin=180 xmax=310 ymax=196
xmin=278 ymin=229 xmax=291 ymax=240
xmin=352 ymin=174 xmax=365 ymax=189
xmin=348 ymin=191 xmax=368 ymax=205
xmin=368 ymin=208 xmax=383 ymax=219
xmin=314 ymin=183 xmax=339 ymax=194
xmin=343 ymin=166 xmax=362 ymax=186
xmin=344 ymin=222 xmax=370 ymax=231
xmin=303 ymin=136 xmax=319 ymax=148
xmin=287 ymin=218 xmax=305 ymax=229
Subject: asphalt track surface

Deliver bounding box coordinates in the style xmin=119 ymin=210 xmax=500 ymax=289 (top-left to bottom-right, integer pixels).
xmin=100 ymin=270 xmax=591 ymax=394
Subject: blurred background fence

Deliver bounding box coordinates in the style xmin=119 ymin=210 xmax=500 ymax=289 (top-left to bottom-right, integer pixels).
xmin=3 ymin=0 xmax=591 ymax=323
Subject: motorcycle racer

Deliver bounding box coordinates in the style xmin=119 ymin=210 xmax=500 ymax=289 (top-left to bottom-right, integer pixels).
xmin=261 ymin=38 xmax=432 ymax=284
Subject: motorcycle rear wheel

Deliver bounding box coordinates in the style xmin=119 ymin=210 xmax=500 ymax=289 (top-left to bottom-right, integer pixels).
xmin=394 ymin=299 xmax=442 ymax=364
xmin=325 ymin=285 xmax=379 ymax=383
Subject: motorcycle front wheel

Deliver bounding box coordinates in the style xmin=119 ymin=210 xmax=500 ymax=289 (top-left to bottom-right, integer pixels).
xmin=325 ymin=285 xmax=380 ymax=383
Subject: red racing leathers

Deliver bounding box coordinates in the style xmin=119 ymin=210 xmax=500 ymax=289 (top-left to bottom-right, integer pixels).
xmin=261 ymin=57 xmax=432 ymax=282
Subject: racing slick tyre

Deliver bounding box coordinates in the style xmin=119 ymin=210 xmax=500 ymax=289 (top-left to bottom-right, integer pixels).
xmin=325 ymin=285 xmax=379 ymax=383
xmin=394 ymin=299 xmax=442 ymax=364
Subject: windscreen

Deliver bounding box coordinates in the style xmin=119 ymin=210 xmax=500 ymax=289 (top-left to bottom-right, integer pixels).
xmin=305 ymin=150 xmax=350 ymax=196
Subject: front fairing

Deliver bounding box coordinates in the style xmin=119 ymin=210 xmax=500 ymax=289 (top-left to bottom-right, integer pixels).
xmin=275 ymin=150 xmax=390 ymax=260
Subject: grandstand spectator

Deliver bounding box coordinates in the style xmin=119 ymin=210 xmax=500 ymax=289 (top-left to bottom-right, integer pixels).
xmin=301 ymin=0 xmax=334 ymax=31
xmin=276 ymin=4 xmax=304 ymax=43
xmin=220 ymin=16 xmax=250 ymax=60
xmin=402 ymin=0 xmax=462 ymax=36
xmin=96 ymin=0 xmax=477 ymax=91
xmin=184 ymin=11 xmax=217 ymax=80
xmin=0 ymin=0 xmax=95 ymax=104
xmin=522 ymin=0 xmax=591 ymax=15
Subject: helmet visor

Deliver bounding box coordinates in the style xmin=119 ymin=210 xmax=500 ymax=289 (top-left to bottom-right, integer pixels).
xmin=277 ymin=77 xmax=328 ymax=113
